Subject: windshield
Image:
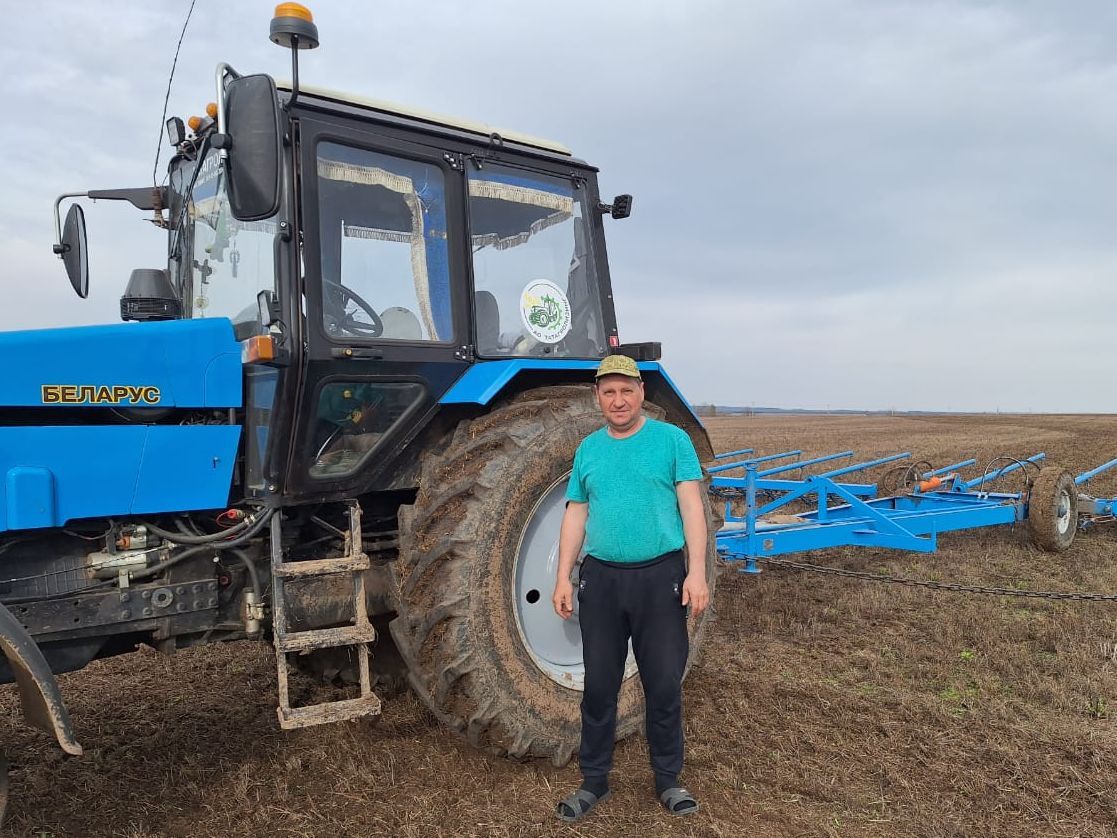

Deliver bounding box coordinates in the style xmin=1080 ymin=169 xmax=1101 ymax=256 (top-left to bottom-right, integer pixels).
xmin=468 ymin=164 xmax=606 ymax=358
xmin=175 ymin=150 xmax=277 ymax=323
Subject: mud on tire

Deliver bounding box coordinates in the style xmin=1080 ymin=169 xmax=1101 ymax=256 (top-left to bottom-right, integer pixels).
xmin=1028 ymin=465 xmax=1078 ymax=552
xmin=389 ymin=386 xmax=719 ymax=765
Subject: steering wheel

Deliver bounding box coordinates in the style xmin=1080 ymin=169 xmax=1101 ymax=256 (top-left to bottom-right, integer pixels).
xmin=323 ymin=280 xmax=384 ymax=339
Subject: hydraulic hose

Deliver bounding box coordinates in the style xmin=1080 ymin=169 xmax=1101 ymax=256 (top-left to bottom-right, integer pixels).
xmin=225 ymin=547 xmax=263 ymax=602
xmin=142 ymin=508 xmax=266 ymax=545
xmin=131 ymin=507 xmax=276 ymax=581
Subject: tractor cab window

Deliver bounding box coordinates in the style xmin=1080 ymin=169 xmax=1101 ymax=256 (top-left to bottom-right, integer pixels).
xmin=316 ymin=143 xmax=453 ymax=343
xmin=468 ymin=165 xmax=605 ymax=358
xmin=309 ymin=380 xmax=424 ymax=478
xmin=185 ymin=151 xmax=277 ymax=324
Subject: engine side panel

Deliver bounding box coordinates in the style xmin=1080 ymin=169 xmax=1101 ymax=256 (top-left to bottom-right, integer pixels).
xmin=0 ymin=425 xmax=241 ymax=531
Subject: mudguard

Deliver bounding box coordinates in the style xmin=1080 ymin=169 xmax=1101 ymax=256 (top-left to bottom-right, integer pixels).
xmin=439 ymin=359 xmax=714 ymax=459
xmin=0 ymin=602 xmax=81 ymax=756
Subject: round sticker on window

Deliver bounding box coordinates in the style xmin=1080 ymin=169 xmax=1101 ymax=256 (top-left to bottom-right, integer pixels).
xmin=519 ymin=280 xmax=572 ymax=343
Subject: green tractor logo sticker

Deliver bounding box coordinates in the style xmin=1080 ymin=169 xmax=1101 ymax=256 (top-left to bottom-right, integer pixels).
xmin=519 ymin=279 xmax=572 ymax=343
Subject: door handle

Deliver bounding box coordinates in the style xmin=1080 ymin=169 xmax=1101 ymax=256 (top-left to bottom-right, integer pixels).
xmin=330 ymin=347 xmax=384 ymax=360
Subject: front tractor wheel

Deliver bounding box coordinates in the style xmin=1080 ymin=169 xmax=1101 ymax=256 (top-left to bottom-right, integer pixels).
xmin=390 ymin=386 xmax=718 ymax=764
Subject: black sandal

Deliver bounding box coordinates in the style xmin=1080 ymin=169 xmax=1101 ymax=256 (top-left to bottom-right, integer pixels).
xmin=659 ymin=786 xmax=698 ymax=816
xmin=555 ymin=788 xmax=611 ymax=822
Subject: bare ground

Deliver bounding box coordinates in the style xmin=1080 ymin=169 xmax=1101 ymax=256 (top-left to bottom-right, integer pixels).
xmin=4 ymin=414 xmax=1117 ymax=837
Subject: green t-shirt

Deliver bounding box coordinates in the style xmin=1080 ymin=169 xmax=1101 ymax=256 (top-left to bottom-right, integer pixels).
xmin=566 ymin=417 xmax=704 ymax=563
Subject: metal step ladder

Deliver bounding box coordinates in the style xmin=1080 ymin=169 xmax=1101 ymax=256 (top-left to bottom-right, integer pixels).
xmin=269 ymin=501 xmax=381 ymax=729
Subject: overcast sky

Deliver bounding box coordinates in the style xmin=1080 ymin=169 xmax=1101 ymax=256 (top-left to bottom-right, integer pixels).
xmin=3 ymin=1 xmax=1116 ymax=412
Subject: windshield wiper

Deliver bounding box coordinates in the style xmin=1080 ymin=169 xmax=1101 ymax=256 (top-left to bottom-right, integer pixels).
xmin=168 ymin=136 xmax=214 ymax=261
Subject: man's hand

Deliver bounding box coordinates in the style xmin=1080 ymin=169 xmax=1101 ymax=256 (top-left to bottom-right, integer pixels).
xmin=553 ymin=578 xmax=575 ymax=620
xmin=681 ymin=572 xmax=709 ymax=616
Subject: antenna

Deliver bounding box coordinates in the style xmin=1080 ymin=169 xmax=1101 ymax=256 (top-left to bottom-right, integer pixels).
xmin=152 ymin=0 xmax=199 ymax=187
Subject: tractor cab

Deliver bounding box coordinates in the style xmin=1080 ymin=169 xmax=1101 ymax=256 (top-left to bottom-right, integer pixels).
xmin=157 ymin=77 xmax=628 ymax=504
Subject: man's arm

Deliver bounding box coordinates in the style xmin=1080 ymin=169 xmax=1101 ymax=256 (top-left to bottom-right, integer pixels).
xmin=553 ymin=500 xmax=589 ymax=620
xmin=676 ymin=480 xmax=709 ymax=616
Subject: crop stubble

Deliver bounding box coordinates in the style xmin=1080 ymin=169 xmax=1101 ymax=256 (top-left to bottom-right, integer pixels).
xmin=2 ymin=413 xmax=1117 ymax=837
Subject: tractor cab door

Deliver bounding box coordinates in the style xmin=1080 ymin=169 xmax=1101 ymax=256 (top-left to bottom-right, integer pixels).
xmin=285 ymin=116 xmax=470 ymax=498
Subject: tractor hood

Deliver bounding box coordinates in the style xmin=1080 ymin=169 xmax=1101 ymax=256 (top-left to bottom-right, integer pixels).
xmin=0 ymin=319 xmax=242 ymax=409
xmin=0 ymin=319 xmax=244 ymax=532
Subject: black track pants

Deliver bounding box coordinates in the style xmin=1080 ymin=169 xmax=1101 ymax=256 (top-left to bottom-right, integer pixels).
xmin=577 ymin=551 xmax=690 ymax=785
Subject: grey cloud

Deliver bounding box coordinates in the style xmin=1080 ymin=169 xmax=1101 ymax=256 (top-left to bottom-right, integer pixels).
xmin=3 ymin=1 xmax=1116 ymax=410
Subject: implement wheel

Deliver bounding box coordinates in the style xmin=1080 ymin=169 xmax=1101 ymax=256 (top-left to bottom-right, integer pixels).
xmin=390 ymin=385 xmax=719 ymax=765
xmin=1028 ymin=466 xmax=1078 ymax=552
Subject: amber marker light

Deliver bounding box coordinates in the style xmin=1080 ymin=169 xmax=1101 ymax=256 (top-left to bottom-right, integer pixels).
xmin=242 ymin=335 xmax=277 ymax=364
xmin=274 ymin=2 xmax=313 ymax=21
xmin=205 ymin=102 xmax=218 ymax=118
xmin=187 ymin=115 xmax=203 ymax=132
xmin=270 ymin=2 xmax=319 ymax=50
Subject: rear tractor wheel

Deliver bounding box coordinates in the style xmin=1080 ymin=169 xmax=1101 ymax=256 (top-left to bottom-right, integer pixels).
xmin=390 ymin=386 xmax=719 ymax=764
xmin=1028 ymin=465 xmax=1078 ymax=552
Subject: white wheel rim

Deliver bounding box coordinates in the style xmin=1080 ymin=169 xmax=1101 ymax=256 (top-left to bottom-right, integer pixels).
xmin=1055 ymin=487 xmax=1073 ymax=535
xmin=512 ymin=474 xmax=636 ymax=690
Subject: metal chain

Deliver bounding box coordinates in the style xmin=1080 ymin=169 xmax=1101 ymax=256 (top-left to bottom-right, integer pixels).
xmin=753 ymin=556 xmax=1117 ymax=602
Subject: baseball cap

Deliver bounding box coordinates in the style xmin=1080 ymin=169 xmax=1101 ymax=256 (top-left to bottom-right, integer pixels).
xmin=595 ymin=354 xmax=642 ymax=379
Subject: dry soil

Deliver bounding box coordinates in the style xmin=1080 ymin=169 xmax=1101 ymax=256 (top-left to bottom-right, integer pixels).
xmin=4 ymin=414 xmax=1117 ymax=837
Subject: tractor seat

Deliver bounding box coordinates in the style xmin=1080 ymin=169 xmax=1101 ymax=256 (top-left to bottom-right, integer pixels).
xmin=475 ymin=290 xmax=500 ymax=355
xmin=379 ymin=307 xmax=423 ymax=341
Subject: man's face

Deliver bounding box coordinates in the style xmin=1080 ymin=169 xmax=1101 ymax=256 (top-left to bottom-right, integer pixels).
xmin=595 ymin=374 xmax=644 ymax=432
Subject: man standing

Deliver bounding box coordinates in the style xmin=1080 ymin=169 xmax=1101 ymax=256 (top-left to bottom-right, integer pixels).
xmin=553 ymin=354 xmax=709 ymax=822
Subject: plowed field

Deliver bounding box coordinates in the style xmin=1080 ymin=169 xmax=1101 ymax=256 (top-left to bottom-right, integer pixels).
xmin=4 ymin=414 xmax=1117 ymax=837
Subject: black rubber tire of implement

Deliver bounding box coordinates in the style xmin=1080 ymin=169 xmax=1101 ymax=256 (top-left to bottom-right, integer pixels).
xmin=1027 ymin=465 xmax=1078 ymax=553
xmin=389 ymin=385 xmax=720 ymax=765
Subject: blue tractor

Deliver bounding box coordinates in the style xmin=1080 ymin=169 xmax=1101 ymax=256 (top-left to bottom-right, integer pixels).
xmin=0 ymin=5 xmax=718 ymax=810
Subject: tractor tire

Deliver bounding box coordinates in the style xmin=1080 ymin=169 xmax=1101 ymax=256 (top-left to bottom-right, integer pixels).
xmin=1028 ymin=465 xmax=1078 ymax=552
xmin=390 ymin=385 xmax=720 ymax=765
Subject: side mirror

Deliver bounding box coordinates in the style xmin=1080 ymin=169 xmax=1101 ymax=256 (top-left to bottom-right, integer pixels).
xmin=597 ymin=194 xmax=633 ymax=220
xmin=609 ymin=194 xmax=633 ymax=220
xmin=257 ymin=289 xmax=281 ymax=327
xmin=223 ymin=74 xmax=282 ymax=221
xmin=60 ymin=204 xmax=89 ymax=299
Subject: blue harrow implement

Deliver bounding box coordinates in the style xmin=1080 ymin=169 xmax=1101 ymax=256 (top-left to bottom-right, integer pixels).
xmin=711 ymin=447 xmax=1117 ymax=572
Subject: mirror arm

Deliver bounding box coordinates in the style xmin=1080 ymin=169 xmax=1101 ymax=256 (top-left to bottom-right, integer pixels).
xmin=52 ymin=192 xmax=89 ymax=256
xmin=214 ymin=62 xmax=242 ymax=164
xmin=87 ymin=187 xmax=167 ymax=212
xmin=53 ymin=187 xmax=169 ymax=256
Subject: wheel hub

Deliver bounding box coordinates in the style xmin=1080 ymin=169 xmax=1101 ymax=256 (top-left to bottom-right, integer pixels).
xmin=513 ymin=475 xmax=636 ymax=690
xmin=1056 ymin=490 xmax=1072 ymax=533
